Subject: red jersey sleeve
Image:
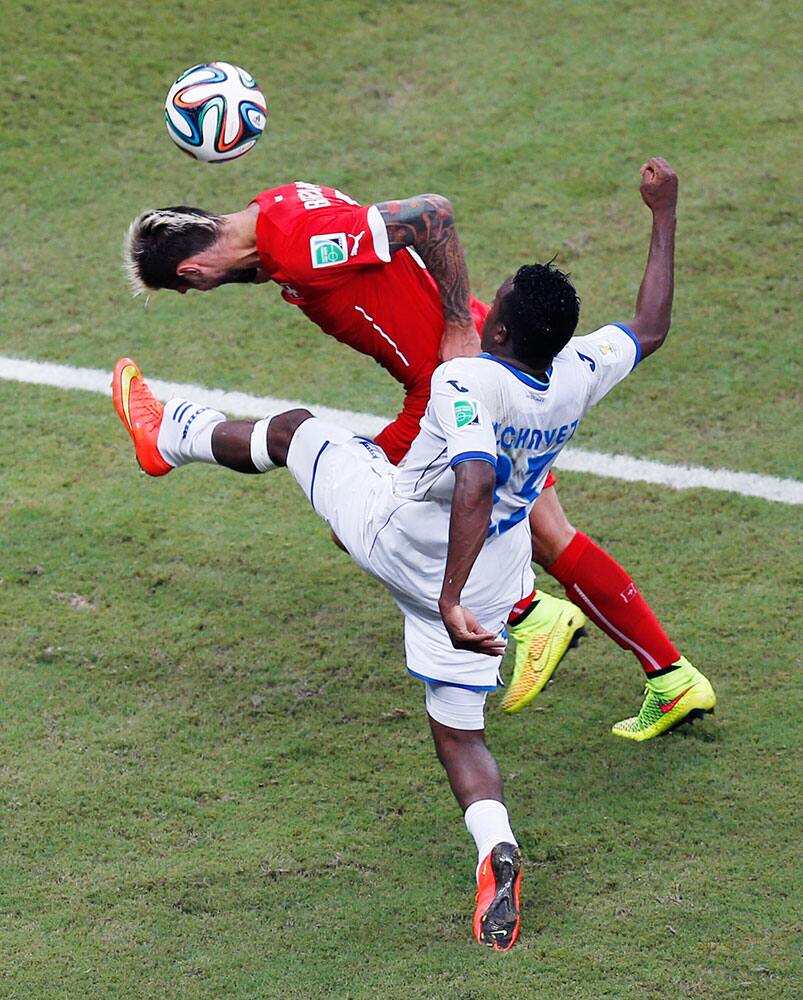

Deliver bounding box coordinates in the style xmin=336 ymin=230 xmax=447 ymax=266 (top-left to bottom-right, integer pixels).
xmin=253 ymin=183 xmax=391 ymax=288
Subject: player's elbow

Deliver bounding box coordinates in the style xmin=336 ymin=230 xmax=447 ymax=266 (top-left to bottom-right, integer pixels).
xmin=420 ymin=193 xmax=454 ymax=225
xmin=630 ymin=317 xmax=671 ymax=359
xmin=472 ymin=474 xmax=496 ymax=507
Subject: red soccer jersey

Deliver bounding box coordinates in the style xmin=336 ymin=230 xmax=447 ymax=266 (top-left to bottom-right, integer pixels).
xmin=252 ymin=182 xmax=509 ymax=466
xmin=253 ymin=182 xmax=489 ymax=390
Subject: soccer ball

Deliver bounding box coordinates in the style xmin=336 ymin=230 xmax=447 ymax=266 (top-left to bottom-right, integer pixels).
xmin=164 ymin=62 xmax=268 ymax=162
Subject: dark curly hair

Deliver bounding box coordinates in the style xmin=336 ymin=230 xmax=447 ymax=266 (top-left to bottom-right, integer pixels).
xmin=499 ymin=262 xmax=581 ymax=365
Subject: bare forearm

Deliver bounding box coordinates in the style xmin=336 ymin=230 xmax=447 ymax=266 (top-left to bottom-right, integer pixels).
xmin=378 ymin=195 xmax=472 ymax=324
xmin=630 ymin=157 xmax=680 ymax=359
xmin=632 ymin=210 xmax=676 ymax=356
xmin=439 ymin=465 xmax=495 ymax=609
xmin=438 ymin=463 xmax=506 ymax=656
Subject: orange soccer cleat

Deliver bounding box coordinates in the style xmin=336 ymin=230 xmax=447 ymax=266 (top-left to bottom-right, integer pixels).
xmin=473 ymin=842 xmax=522 ymax=951
xmin=112 ymin=358 xmax=173 ymax=477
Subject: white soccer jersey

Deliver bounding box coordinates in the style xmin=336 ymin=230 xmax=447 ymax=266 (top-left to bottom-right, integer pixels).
xmin=366 ymin=322 xmax=640 ymax=680
xmin=287 ymin=322 xmax=641 ymax=689
xmin=394 ymin=322 xmax=640 ymax=530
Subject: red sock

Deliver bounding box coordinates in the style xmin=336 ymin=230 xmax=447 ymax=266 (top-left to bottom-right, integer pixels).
xmin=547 ymin=532 xmax=680 ymax=675
xmin=507 ymin=590 xmax=536 ymax=626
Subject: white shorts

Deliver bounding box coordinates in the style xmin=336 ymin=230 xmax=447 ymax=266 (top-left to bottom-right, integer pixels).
xmin=424 ymin=682 xmax=487 ymax=731
xmin=286 ymin=417 xmax=533 ymax=691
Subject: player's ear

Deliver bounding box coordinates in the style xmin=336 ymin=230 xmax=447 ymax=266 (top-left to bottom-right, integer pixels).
xmin=176 ymin=261 xmax=201 ymax=280
xmin=494 ymin=322 xmax=511 ymax=345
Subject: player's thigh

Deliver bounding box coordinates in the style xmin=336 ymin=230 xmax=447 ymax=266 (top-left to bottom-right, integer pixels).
xmin=285 ymin=417 xmax=355 ymax=509
xmin=403 ymin=610 xmax=505 ymax=693
xmin=529 ymin=483 xmax=576 ymax=567
xmin=425 ymin=682 xmax=487 ymax=731
xmin=287 ymin=421 xmax=392 ymax=563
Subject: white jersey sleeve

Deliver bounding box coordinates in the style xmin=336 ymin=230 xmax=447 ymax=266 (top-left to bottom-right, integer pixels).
xmin=429 ymin=363 xmax=499 ymax=470
xmin=571 ymin=323 xmax=641 ymax=407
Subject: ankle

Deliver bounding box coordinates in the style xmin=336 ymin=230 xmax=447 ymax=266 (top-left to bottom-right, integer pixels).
xmin=158 ymin=399 xmax=225 ymax=467
xmin=648 ymin=657 xmax=695 ymax=696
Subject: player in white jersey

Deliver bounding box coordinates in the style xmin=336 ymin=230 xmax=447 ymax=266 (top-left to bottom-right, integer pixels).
xmin=112 ymin=159 xmax=715 ymax=949
xmin=356 ymin=325 xmax=642 ymax=692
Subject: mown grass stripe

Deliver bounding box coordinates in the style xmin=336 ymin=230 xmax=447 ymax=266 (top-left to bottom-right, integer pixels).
xmin=2 ymin=354 xmax=801 ymax=505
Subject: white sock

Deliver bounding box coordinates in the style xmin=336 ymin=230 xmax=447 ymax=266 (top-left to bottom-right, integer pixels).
xmin=464 ymin=799 xmax=518 ymax=880
xmin=157 ymin=398 xmax=225 ymax=468
xmin=250 ymin=417 xmax=277 ymax=472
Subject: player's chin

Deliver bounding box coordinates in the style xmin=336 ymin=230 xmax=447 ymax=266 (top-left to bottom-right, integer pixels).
xmin=219 ymin=268 xmax=259 ymax=286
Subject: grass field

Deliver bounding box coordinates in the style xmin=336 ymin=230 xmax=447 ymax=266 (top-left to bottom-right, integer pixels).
xmin=2 ymin=1 xmax=802 ymax=997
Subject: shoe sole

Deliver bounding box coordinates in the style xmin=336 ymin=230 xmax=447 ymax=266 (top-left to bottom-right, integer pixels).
xmin=477 ymin=845 xmax=522 ymax=951
xmin=663 ymin=705 xmax=715 ymax=735
xmin=112 ymin=357 xmax=140 ymax=436
xmin=112 ymin=357 xmax=172 ymax=477
xmin=501 ymin=611 xmax=587 ymax=714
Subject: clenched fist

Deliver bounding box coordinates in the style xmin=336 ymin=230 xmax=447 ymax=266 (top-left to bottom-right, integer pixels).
xmin=640 ymin=157 xmax=678 ymax=214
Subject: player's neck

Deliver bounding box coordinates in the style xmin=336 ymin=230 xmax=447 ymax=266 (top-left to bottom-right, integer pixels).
xmin=219 ymin=205 xmax=261 ymax=268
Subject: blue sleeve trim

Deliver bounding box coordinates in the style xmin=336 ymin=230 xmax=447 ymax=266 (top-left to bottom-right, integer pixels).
xmin=450 ymin=451 xmax=497 ymax=469
xmin=611 ymin=323 xmax=642 ymax=370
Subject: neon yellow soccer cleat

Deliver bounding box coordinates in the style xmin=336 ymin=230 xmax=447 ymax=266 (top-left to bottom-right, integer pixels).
xmin=501 ymin=591 xmax=587 ymax=714
xmin=611 ymin=658 xmax=716 ymax=741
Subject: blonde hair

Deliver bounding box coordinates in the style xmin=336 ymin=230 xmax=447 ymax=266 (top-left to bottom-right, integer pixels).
xmin=123 ymin=207 xmax=222 ymax=296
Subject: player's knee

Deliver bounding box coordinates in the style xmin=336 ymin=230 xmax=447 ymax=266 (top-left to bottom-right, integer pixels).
xmin=529 ymin=488 xmax=578 ymax=568
xmin=530 ymin=497 xmax=577 ymax=568
xmin=532 ymin=523 xmax=576 ymax=567
xmin=267 ymin=408 xmax=313 ymax=465
xmin=429 ymin=719 xmax=483 ymax=767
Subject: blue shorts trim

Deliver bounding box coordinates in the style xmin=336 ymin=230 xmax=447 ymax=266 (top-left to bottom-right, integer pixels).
xmin=309 ymin=440 xmax=330 ymax=512
xmin=406 ymin=666 xmax=498 ymax=691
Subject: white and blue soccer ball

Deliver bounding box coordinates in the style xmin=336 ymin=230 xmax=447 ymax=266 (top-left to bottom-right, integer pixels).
xmin=164 ymin=62 xmax=268 ymax=162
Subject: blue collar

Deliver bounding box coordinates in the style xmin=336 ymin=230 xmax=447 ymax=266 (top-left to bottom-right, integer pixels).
xmin=479 ymin=353 xmax=552 ymax=389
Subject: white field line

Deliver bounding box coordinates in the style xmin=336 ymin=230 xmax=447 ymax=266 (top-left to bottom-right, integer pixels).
xmin=2 ymin=355 xmax=802 ymax=506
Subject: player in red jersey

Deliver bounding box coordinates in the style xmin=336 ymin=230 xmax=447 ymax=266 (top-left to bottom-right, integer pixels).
xmin=123 ymin=171 xmax=702 ymax=739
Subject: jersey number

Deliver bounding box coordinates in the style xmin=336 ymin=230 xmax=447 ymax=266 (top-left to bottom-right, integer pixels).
xmin=489 ymin=451 xmax=561 ymax=535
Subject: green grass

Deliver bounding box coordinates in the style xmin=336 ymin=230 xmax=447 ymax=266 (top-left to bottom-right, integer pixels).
xmin=2 ymin=1 xmax=802 ymax=997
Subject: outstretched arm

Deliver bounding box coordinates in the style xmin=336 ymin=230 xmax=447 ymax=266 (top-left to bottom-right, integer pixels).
xmin=438 ymin=461 xmax=507 ymax=656
xmin=376 ymin=195 xmax=479 ymax=361
xmin=629 ymin=157 xmax=679 ymax=359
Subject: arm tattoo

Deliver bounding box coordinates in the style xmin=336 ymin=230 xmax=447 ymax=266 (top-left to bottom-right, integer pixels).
xmin=377 ymin=195 xmax=472 ymax=324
